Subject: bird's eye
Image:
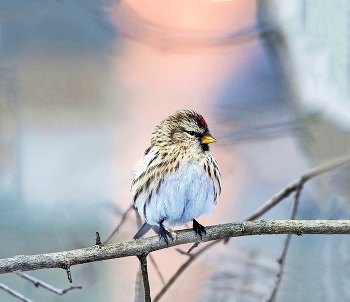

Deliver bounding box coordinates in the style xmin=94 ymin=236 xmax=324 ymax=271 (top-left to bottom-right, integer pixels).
xmin=186 ymin=130 xmax=201 ymax=138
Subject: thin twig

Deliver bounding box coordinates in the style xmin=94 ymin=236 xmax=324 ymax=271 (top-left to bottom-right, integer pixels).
xmin=0 ymin=282 xmax=34 ymax=302
xmin=137 ymin=254 xmax=151 ymax=302
xmin=246 ymin=153 xmax=350 ymax=221
xmin=148 ymin=254 xmax=166 ymax=286
xmin=16 ymin=272 xmax=82 ymax=295
xmin=153 ymin=240 xmax=220 ymax=302
xmin=104 ymin=204 xmax=134 ymax=244
xmin=95 ymin=232 xmax=102 ymax=246
xmin=175 ymin=248 xmax=192 ymax=257
xmin=187 ymin=241 xmax=201 ymax=254
xmin=65 ymin=266 xmax=72 ymax=283
xmin=268 ymin=183 xmax=303 ymax=302
xmin=291 ymin=183 xmax=303 ymax=218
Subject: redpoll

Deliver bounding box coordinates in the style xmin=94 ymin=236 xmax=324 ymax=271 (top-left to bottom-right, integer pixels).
xmin=132 ymin=110 xmax=221 ymax=245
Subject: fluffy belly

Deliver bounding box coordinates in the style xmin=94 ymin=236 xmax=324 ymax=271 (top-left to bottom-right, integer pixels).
xmin=136 ymin=163 xmax=216 ymax=227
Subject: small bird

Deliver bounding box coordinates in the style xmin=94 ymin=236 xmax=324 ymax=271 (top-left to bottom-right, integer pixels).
xmin=132 ymin=110 xmax=221 ymax=245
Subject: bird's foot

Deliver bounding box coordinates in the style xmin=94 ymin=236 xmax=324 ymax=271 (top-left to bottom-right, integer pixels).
xmin=158 ymin=221 xmax=173 ymax=246
xmin=192 ymin=219 xmax=206 ymax=241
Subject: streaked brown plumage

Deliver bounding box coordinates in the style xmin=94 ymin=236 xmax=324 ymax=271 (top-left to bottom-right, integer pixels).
xmin=132 ymin=110 xmax=221 ymax=245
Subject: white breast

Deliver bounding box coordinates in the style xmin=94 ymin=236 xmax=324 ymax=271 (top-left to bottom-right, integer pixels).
xmin=135 ymin=162 xmax=217 ymax=227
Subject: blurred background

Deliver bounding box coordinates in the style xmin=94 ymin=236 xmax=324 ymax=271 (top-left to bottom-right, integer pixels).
xmin=1 ymin=0 xmax=350 ymax=301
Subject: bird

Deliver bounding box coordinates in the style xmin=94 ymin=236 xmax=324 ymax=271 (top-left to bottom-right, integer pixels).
xmin=131 ymin=109 xmax=221 ymax=246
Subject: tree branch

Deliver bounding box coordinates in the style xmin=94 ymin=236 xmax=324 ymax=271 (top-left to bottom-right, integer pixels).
xmin=246 ymin=153 xmax=350 ymax=221
xmin=0 ymin=282 xmax=34 ymax=302
xmin=154 ymin=240 xmax=219 ymax=302
xmin=137 ymin=254 xmax=151 ymax=302
xmin=16 ymin=272 xmax=82 ymax=295
xmin=1 ymin=220 xmax=350 ymax=275
xmin=104 ymin=204 xmax=134 ymax=244
xmin=268 ymin=182 xmax=303 ymax=302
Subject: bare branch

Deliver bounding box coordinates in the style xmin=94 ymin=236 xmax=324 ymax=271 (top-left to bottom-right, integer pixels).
xmin=1 ymin=220 xmax=350 ymax=275
xmin=0 ymin=282 xmax=34 ymax=302
xmin=65 ymin=266 xmax=73 ymax=283
xmin=104 ymin=204 xmax=134 ymax=244
xmin=137 ymin=254 xmax=151 ymax=302
xmin=186 ymin=241 xmax=200 ymax=254
xmin=175 ymin=248 xmax=192 ymax=257
xmin=95 ymin=232 xmax=102 ymax=246
xmin=154 ymin=240 xmax=219 ymax=302
xmin=16 ymin=272 xmax=82 ymax=295
xmin=148 ymin=254 xmax=166 ymax=286
xmin=268 ymin=183 xmax=303 ymax=302
xmin=246 ymin=154 xmax=350 ymax=221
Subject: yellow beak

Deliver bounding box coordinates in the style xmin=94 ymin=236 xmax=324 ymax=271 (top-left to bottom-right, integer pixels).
xmin=201 ymin=135 xmax=217 ymax=144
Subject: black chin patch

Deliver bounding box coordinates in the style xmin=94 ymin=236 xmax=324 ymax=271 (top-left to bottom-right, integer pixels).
xmin=201 ymin=143 xmax=209 ymax=152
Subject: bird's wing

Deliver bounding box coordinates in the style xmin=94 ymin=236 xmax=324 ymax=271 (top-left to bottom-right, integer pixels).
xmin=132 ymin=146 xmax=160 ymax=178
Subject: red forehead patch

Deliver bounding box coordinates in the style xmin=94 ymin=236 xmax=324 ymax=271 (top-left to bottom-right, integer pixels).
xmin=197 ymin=115 xmax=208 ymax=128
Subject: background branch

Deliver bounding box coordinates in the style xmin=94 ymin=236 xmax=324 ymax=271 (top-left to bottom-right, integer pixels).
xmin=16 ymin=272 xmax=82 ymax=295
xmin=268 ymin=183 xmax=303 ymax=302
xmin=154 ymin=240 xmax=219 ymax=302
xmin=246 ymin=153 xmax=350 ymax=221
xmin=0 ymin=283 xmax=34 ymax=302
xmin=1 ymin=220 xmax=350 ymax=275
xmin=104 ymin=204 xmax=134 ymax=244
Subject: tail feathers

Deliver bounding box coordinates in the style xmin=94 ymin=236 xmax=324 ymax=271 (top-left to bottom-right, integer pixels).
xmin=151 ymin=225 xmax=160 ymax=234
xmin=133 ymin=223 xmax=162 ymax=239
xmin=133 ymin=222 xmax=152 ymax=239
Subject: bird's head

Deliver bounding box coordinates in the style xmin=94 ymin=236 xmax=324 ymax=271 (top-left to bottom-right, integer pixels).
xmin=152 ymin=110 xmax=216 ymax=152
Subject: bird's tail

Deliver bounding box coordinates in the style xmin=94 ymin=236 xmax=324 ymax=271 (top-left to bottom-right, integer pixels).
xmin=133 ymin=223 xmax=161 ymax=239
xmin=133 ymin=222 xmax=152 ymax=239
